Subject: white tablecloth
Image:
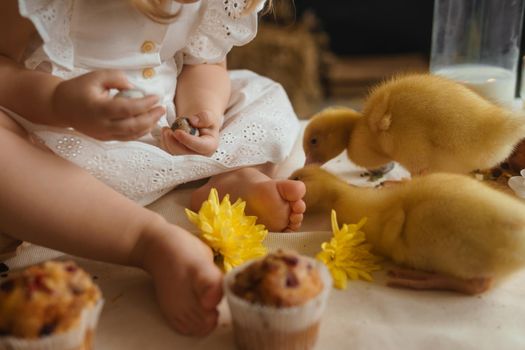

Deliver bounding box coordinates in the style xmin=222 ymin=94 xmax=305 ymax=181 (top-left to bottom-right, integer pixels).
xmin=4 ymin=122 xmax=525 ymax=349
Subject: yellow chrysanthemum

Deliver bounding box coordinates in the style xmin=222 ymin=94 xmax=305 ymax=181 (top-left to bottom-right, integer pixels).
xmin=185 ymin=188 xmax=268 ymax=272
xmin=316 ymin=210 xmax=382 ymax=289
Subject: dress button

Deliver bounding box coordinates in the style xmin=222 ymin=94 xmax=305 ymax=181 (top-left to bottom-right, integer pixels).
xmin=141 ymin=40 xmax=156 ymax=53
xmin=142 ymin=67 xmax=155 ymax=79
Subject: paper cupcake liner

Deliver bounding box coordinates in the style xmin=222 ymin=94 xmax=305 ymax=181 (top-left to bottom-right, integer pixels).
xmin=224 ymin=257 xmax=332 ymax=350
xmin=0 ymin=299 xmax=104 ymax=350
xmin=232 ymin=322 xmax=320 ymax=350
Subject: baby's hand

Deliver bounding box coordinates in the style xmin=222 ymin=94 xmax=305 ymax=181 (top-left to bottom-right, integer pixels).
xmin=52 ymin=70 xmax=165 ymax=141
xmin=140 ymin=222 xmax=223 ymax=336
xmin=161 ymin=111 xmax=221 ymax=156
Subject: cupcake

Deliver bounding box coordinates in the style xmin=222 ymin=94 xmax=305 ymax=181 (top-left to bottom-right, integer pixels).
xmin=224 ymin=250 xmax=331 ymax=350
xmin=0 ymin=260 xmax=103 ymax=350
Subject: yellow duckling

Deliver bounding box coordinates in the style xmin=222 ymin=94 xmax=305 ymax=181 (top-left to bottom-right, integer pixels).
xmin=303 ymin=74 xmax=525 ymax=175
xmin=291 ymin=165 xmax=525 ymax=294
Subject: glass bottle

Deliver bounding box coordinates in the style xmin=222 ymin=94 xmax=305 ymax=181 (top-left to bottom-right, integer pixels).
xmin=430 ymin=0 xmax=524 ymax=107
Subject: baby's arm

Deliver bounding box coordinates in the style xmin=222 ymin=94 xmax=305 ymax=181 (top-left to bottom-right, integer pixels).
xmin=0 ymin=0 xmax=168 ymax=269
xmin=0 ymin=1 xmax=222 ymax=336
xmin=0 ymin=1 xmax=164 ymax=141
xmin=161 ymin=60 xmax=231 ymax=155
xmin=0 ymin=0 xmax=62 ymax=126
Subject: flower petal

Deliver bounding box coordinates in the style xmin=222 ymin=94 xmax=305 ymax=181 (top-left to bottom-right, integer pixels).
xmin=185 ymin=188 xmax=268 ymax=272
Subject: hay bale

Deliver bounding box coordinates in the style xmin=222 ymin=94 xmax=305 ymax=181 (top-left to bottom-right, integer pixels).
xmin=228 ymin=16 xmax=326 ymax=118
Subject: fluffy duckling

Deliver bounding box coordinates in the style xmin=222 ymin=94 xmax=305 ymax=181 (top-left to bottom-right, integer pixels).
xmin=291 ymin=165 xmax=525 ymax=294
xmin=303 ymin=74 xmax=525 ymax=175
xmin=303 ymin=107 xmax=363 ymax=166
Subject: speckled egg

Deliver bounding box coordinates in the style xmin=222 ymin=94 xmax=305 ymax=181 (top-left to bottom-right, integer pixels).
xmin=171 ymin=117 xmax=200 ymax=136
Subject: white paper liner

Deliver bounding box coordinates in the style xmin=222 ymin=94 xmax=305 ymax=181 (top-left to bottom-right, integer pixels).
xmin=0 ymin=299 xmax=104 ymax=350
xmin=224 ymin=257 xmax=332 ymax=333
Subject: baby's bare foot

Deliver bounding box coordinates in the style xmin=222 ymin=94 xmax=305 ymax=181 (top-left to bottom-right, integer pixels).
xmin=191 ymin=168 xmax=306 ymax=232
xmin=141 ymin=220 xmax=223 ymax=336
xmin=239 ymin=179 xmax=306 ymax=232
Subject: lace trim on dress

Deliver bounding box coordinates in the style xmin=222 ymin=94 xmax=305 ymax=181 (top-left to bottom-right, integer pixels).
xmin=18 ymin=0 xmax=75 ymax=70
xmin=182 ymin=0 xmax=263 ymax=64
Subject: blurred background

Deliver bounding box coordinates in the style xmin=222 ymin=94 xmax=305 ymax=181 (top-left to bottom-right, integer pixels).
xmin=228 ymin=0 xmax=525 ymax=118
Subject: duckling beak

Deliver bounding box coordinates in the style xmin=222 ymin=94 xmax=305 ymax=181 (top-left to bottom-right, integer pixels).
xmin=304 ymin=154 xmax=321 ymax=166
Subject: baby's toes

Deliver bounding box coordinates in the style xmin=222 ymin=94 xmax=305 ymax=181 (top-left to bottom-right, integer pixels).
xmin=285 ymin=213 xmax=303 ymax=232
xmin=290 ymin=213 xmax=303 ymax=226
xmin=285 ymin=222 xmax=302 ymax=232
xmin=276 ymin=180 xmax=306 ymax=203
xmin=291 ymin=200 xmax=306 ymax=215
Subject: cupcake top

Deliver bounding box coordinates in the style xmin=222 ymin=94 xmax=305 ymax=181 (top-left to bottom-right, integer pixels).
xmin=0 ymin=260 xmax=101 ymax=339
xmin=231 ymin=250 xmax=323 ymax=307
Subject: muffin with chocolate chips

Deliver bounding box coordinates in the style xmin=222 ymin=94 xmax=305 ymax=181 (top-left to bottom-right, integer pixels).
xmin=0 ymin=260 xmax=103 ymax=350
xmin=225 ymin=250 xmax=331 ymax=350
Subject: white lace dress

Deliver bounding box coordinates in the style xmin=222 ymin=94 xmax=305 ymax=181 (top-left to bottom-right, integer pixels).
xmin=6 ymin=0 xmax=300 ymax=205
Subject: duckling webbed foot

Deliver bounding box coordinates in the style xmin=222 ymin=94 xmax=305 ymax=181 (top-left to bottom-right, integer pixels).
xmin=387 ymin=267 xmax=491 ymax=295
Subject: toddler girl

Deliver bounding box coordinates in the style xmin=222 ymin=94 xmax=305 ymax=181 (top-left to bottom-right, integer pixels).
xmin=0 ymin=0 xmax=305 ymax=336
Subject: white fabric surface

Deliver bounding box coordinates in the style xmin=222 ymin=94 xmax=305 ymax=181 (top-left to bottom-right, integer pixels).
xmin=4 ymin=122 xmax=525 ymax=349
xmin=10 ymin=0 xmax=300 ymax=205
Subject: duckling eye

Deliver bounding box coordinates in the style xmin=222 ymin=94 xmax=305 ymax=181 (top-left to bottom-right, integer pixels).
xmin=292 ymin=176 xmax=300 ymax=181
xmin=310 ymin=137 xmax=318 ymax=145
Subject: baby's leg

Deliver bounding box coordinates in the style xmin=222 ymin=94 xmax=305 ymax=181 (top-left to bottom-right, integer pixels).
xmin=191 ymin=166 xmax=306 ymax=232
xmin=0 ymin=111 xmax=221 ymax=336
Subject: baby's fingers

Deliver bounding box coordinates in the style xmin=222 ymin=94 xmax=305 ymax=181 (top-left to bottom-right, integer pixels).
xmin=173 ymin=130 xmax=219 ymax=156
xmin=188 ymin=112 xmax=220 ymax=129
xmin=103 ymin=95 xmax=160 ymax=119
xmin=97 ymin=70 xmax=134 ymax=91
xmin=108 ymin=106 xmax=165 ymax=140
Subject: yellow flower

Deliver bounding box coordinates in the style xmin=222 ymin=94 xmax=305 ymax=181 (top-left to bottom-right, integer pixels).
xmin=185 ymin=188 xmax=268 ymax=272
xmin=316 ymin=210 xmax=382 ymax=289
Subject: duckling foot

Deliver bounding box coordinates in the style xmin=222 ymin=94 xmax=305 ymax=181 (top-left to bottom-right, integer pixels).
xmin=387 ymin=267 xmax=491 ymax=295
